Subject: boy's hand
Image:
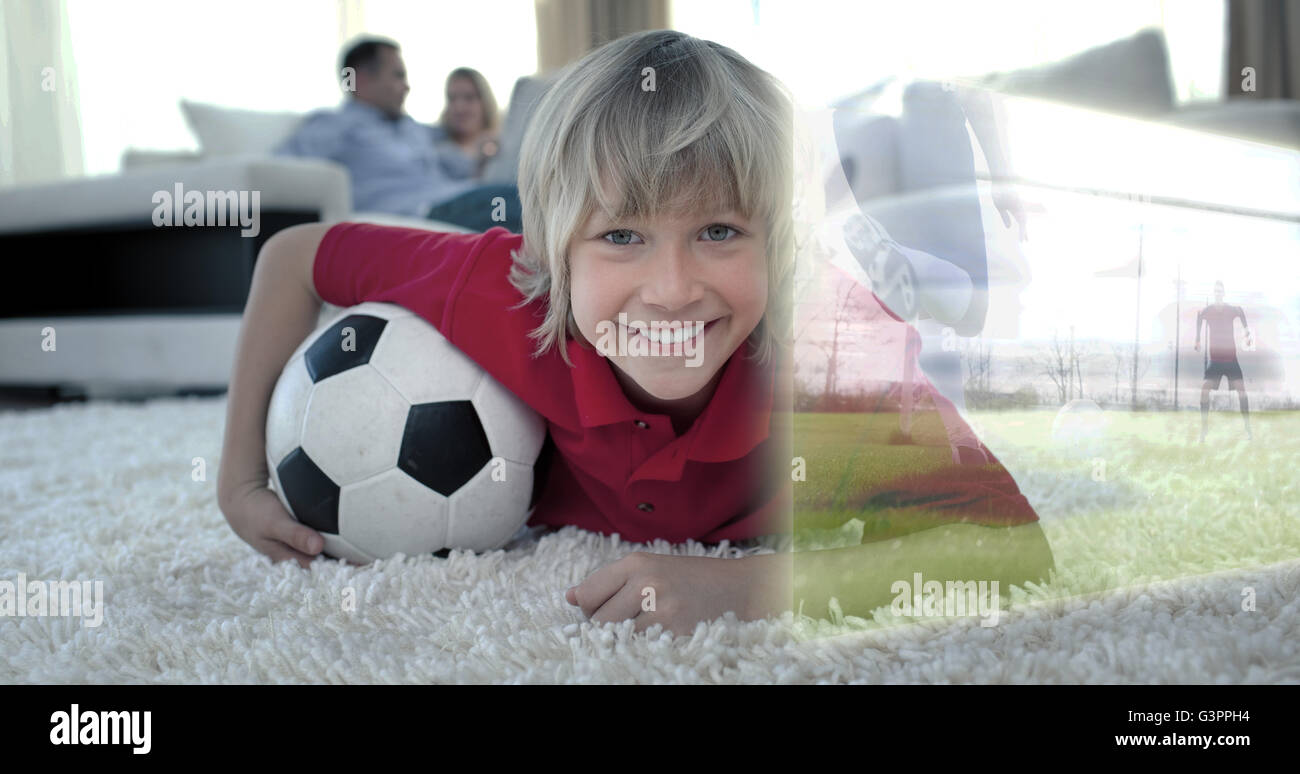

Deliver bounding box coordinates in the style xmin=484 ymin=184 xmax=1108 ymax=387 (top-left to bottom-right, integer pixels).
xmin=220 ymin=485 xmax=323 ymax=568
xmin=564 ymin=552 xmax=775 ymax=636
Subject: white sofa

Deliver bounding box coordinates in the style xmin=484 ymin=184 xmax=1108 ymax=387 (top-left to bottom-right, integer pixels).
xmin=0 ymin=88 xmax=537 ymax=397
xmin=0 ymin=73 xmax=559 ymax=397
xmin=0 ymin=156 xmax=345 ymax=396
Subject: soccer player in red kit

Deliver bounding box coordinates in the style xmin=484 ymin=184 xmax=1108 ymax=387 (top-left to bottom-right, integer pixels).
xmin=1195 ymin=280 xmax=1253 ymax=442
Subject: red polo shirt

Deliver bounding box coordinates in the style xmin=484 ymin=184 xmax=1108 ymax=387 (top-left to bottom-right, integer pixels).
xmin=313 ymin=224 xmax=791 ymax=544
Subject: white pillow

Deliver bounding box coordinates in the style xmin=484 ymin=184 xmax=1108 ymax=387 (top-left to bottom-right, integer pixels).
xmin=976 ymin=28 xmax=1175 ymax=118
xmin=1164 ymin=99 xmax=1300 ymax=150
xmin=180 ymin=99 xmax=305 ymax=157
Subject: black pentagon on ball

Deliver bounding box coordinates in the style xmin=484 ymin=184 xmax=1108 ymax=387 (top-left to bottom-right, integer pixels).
xmin=276 ymin=447 xmax=340 ymax=534
xmin=398 ymin=400 xmax=492 ymax=496
xmin=304 ymin=314 xmax=389 ymax=383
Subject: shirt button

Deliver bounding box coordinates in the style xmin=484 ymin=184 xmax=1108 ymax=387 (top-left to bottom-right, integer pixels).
xmin=633 ymin=420 xmax=649 ymax=429
xmin=637 ymin=502 xmax=655 ymax=512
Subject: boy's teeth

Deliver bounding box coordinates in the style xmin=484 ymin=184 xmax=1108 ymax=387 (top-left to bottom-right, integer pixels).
xmin=630 ymin=321 xmax=707 ymax=345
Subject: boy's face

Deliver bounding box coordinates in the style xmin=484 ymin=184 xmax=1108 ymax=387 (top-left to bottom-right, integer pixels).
xmin=568 ymin=207 xmax=768 ymax=404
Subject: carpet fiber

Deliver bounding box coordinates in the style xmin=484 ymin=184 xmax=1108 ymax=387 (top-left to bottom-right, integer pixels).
xmin=2 ymin=396 xmax=1297 ymax=683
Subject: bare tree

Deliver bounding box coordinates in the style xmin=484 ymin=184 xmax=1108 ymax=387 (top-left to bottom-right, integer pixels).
xmin=1069 ymin=330 xmax=1094 ymax=402
xmin=1131 ymin=348 xmax=1151 ymax=407
xmin=963 ymin=334 xmax=993 ymax=397
xmin=796 ymin=270 xmax=875 ymax=408
xmin=1109 ymin=341 xmax=1126 ymax=404
xmin=1031 ymin=327 xmax=1097 ymax=405
xmin=1035 ymin=329 xmax=1073 ymax=405
xmin=1108 ymin=341 xmax=1150 ymax=406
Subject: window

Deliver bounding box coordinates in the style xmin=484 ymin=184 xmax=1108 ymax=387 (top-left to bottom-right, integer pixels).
xmin=670 ymin=0 xmax=1224 ymax=108
xmin=66 ymin=0 xmax=537 ymax=175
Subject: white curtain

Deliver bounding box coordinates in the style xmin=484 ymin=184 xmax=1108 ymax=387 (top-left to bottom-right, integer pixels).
xmin=536 ymin=0 xmax=670 ymax=73
xmin=338 ymin=0 xmax=368 ymax=52
xmin=0 ymin=0 xmax=84 ymax=186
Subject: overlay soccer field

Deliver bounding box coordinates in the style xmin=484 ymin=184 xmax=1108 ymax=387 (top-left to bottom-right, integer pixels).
xmin=789 ymin=408 xmax=1300 ymax=633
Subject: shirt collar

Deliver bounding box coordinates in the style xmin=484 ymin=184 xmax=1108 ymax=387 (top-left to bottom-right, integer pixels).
xmin=686 ymin=338 xmax=775 ymax=462
xmin=566 ymin=336 xmax=776 ymax=462
xmin=566 ymin=338 xmax=641 ymax=428
xmin=343 ymin=98 xmax=403 ymax=123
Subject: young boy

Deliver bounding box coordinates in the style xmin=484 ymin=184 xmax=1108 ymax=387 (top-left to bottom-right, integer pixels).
xmin=219 ymin=30 xmax=1052 ymax=636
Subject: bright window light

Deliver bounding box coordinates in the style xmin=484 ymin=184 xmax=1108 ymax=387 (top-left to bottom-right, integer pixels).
xmin=671 ymin=0 xmax=1224 ymax=108
xmin=66 ymin=0 xmax=537 ymax=176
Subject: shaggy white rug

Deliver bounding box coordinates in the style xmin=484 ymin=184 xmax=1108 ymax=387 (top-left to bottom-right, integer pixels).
xmin=2 ymin=396 xmax=1298 ymax=684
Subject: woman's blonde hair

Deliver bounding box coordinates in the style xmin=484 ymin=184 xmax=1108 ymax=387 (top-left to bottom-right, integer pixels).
xmin=440 ymin=67 xmax=500 ymax=136
xmin=508 ymin=29 xmax=794 ymax=367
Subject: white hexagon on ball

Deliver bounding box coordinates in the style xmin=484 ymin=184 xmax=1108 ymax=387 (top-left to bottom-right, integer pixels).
xmin=449 ymin=459 xmax=535 ymax=552
xmin=319 ymin=533 xmax=377 ymax=565
xmin=369 ymin=315 xmax=483 ymax=405
xmin=472 ymin=374 xmax=547 ymax=465
xmin=265 ymin=355 xmax=312 ymax=467
xmin=301 ymin=365 xmax=409 ymax=486
xmin=345 ymin=301 xmax=415 ymax=322
xmin=339 ymin=468 xmax=450 ymax=559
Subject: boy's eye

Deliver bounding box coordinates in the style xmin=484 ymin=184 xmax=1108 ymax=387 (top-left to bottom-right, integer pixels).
xmin=702 ymin=224 xmax=738 ymax=242
xmin=600 ymin=225 xmax=739 ymax=245
xmin=602 ymin=229 xmax=642 ymax=246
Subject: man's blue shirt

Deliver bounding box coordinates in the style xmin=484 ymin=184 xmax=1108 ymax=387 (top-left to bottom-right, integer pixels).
xmin=275 ymin=99 xmax=475 ymax=216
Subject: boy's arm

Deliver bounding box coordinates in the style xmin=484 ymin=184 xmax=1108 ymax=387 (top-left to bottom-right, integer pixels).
xmin=217 ymin=222 xmax=332 ymax=564
xmin=747 ymin=521 xmax=1055 ymax=622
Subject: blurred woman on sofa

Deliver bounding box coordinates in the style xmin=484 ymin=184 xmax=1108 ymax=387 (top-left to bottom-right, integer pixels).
xmin=434 ymin=67 xmax=501 ymax=180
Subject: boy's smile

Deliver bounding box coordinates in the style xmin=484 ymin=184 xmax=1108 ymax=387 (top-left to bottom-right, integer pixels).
xmin=568 ymin=207 xmax=768 ymax=424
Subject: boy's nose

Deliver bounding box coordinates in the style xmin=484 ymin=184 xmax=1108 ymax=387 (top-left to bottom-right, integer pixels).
xmin=642 ymin=244 xmax=702 ymax=311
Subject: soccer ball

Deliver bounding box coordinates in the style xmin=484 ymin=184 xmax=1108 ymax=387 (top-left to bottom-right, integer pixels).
xmin=265 ymin=302 xmax=547 ymax=563
xmin=1050 ymin=398 xmax=1110 ymax=458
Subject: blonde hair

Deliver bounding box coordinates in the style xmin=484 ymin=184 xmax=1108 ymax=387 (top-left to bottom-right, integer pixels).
xmin=440 ymin=67 xmax=500 ymax=136
xmin=508 ymin=29 xmax=794 ymax=367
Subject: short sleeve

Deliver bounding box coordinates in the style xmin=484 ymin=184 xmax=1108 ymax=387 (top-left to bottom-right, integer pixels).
xmin=312 ymin=223 xmax=578 ymax=429
xmin=312 ymin=222 xmax=498 ymax=336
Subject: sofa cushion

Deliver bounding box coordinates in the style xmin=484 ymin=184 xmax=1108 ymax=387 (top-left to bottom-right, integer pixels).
xmin=181 ymin=99 xmax=306 ymax=157
xmin=120 ymin=148 xmax=204 ymax=170
xmin=480 ymin=75 xmax=555 ymax=185
xmin=1164 ymin=98 xmax=1300 ymax=149
xmin=977 ymin=28 xmax=1175 ymax=118
xmin=0 ymin=156 xmax=351 ymax=235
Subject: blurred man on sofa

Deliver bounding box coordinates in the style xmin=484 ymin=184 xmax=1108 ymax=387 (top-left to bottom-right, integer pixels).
xmin=275 ymin=36 xmax=521 ymax=232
